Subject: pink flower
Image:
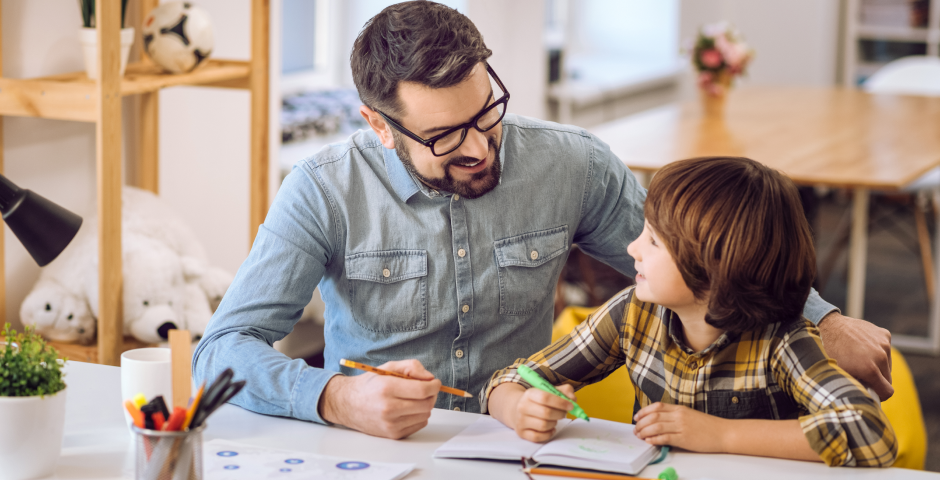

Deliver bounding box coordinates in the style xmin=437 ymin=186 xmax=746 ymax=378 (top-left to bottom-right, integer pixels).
xmin=700 ymin=49 xmax=723 ymax=69
xmin=716 ymin=34 xmax=750 ymax=71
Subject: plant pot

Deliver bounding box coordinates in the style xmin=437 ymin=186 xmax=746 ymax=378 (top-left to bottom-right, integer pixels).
xmin=79 ymin=27 xmax=135 ymax=80
xmin=698 ymin=70 xmax=733 ymax=119
xmin=0 ymin=388 xmax=67 ymax=480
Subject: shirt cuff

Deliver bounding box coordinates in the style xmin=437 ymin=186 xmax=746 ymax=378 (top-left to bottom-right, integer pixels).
xmin=290 ymin=367 xmax=342 ymax=425
xmin=803 ymin=288 xmax=840 ymax=325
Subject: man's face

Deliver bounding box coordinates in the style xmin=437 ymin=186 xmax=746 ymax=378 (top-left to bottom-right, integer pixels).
xmin=391 ymin=63 xmax=503 ymax=199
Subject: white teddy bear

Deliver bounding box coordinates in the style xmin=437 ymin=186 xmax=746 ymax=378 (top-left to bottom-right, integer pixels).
xmin=21 ymin=187 xmax=232 ymax=344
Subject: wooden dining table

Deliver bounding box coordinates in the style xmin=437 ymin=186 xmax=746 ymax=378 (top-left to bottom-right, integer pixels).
xmin=589 ymin=85 xmax=940 ymax=355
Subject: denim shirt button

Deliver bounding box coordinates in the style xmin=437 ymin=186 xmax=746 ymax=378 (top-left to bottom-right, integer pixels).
xmin=454 ymin=407 xmax=461 ymax=411
xmin=462 ymin=305 xmax=470 ymax=313
xmin=382 ymin=268 xmax=391 ymax=278
xmin=453 ymin=194 xmax=460 ymax=201
xmin=458 ymin=248 xmax=466 ymax=258
xmin=732 ymin=396 xmax=739 ymax=404
xmin=530 ymin=250 xmax=539 ymax=260
xmin=455 ymin=349 xmax=465 ymax=358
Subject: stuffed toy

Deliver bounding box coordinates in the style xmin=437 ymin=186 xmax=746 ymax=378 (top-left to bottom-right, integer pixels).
xmin=20 ymin=187 xmax=233 ymax=344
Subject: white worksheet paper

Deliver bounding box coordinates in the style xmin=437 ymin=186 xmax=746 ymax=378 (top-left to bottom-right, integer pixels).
xmin=204 ymin=439 xmax=415 ymax=480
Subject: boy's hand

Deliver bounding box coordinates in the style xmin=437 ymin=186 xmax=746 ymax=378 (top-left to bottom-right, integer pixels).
xmin=488 ymin=382 xmax=577 ymax=443
xmin=634 ymin=402 xmax=726 ymax=453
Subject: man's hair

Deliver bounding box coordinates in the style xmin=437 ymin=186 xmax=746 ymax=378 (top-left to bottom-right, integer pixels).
xmin=644 ymin=157 xmax=816 ymax=332
xmin=350 ymin=1 xmax=492 ymax=117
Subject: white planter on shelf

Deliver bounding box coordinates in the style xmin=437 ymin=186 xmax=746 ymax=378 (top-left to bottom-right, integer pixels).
xmin=79 ymin=27 xmax=135 ymax=80
xmin=0 ymin=387 xmax=67 ymax=480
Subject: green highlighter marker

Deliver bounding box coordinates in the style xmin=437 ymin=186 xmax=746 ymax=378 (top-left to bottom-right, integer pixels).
xmin=517 ymin=364 xmax=589 ymax=421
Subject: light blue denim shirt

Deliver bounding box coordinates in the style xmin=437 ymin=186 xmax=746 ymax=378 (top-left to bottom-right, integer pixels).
xmin=193 ymin=114 xmax=838 ymax=424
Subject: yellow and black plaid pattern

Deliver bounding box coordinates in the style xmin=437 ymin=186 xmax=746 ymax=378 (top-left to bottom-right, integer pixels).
xmin=482 ymin=286 xmax=897 ymax=467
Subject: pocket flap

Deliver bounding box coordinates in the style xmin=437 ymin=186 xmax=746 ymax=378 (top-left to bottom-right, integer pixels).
xmin=346 ymin=250 xmax=428 ymax=284
xmin=495 ymin=226 xmax=569 ymax=268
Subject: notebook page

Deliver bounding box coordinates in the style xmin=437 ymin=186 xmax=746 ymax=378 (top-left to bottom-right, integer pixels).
xmin=433 ymin=416 xmax=572 ymax=461
xmin=532 ymin=418 xmax=659 ymax=474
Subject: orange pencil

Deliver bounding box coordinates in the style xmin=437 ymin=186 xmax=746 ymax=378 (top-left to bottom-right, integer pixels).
xmin=181 ymin=381 xmax=206 ymax=431
xmin=522 ymin=467 xmax=656 ymax=480
xmin=339 ymin=358 xmax=473 ymax=398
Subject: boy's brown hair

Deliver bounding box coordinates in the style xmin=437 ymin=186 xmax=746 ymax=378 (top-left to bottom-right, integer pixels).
xmin=644 ymin=157 xmax=816 ymax=331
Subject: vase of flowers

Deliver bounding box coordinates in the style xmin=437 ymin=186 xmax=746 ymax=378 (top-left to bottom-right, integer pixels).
xmin=0 ymin=324 xmax=67 ymax=480
xmin=78 ymin=0 xmax=134 ymax=80
xmin=691 ymin=22 xmax=753 ymax=118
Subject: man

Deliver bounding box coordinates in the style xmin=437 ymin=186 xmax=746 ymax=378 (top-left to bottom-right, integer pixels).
xmin=194 ymin=1 xmax=893 ymax=440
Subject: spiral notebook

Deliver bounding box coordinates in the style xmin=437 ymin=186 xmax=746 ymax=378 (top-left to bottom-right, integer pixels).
xmin=433 ymin=416 xmax=661 ymax=475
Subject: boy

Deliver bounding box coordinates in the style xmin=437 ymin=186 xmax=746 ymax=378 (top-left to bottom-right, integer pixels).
xmin=482 ymin=157 xmax=897 ymax=467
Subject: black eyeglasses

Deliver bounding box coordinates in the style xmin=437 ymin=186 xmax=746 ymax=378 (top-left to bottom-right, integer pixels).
xmin=377 ymin=64 xmax=510 ymax=157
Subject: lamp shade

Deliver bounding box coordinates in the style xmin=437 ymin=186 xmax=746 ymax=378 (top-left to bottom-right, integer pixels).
xmin=0 ymin=175 xmax=82 ymax=267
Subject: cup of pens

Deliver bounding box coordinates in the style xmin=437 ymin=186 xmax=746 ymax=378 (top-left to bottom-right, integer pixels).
xmin=124 ymin=368 xmax=244 ymax=480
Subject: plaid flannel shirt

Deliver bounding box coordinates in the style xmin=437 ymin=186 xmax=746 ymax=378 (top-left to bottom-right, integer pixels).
xmin=481 ymin=286 xmax=897 ymax=467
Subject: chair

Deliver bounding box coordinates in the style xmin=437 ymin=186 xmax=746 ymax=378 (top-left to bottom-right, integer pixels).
xmin=553 ymin=306 xmax=927 ymax=469
xmin=862 ymin=56 xmax=940 ymax=302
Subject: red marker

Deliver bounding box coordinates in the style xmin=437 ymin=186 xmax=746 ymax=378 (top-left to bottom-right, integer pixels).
xmin=162 ymin=406 xmax=187 ymax=431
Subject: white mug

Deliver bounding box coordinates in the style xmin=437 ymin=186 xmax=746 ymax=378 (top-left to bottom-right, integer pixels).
xmin=120 ymin=348 xmax=172 ymax=429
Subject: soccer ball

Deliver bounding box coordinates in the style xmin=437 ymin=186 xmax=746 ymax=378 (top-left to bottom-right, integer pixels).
xmin=142 ymin=2 xmax=214 ymax=74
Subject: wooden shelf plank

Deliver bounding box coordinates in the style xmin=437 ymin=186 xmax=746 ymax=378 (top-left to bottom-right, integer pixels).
xmin=0 ymin=59 xmax=250 ymax=122
xmin=120 ymin=59 xmax=251 ymax=95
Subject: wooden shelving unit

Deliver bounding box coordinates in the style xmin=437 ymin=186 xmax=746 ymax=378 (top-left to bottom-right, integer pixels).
xmin=844 ymin=0 xmax=940 ymax=86
xmin=0 ymin=0 xmax=270 ymax=366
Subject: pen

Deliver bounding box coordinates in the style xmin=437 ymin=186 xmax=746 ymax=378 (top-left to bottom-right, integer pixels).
xmin=340 ymin=358 xmax=473 ymax=398
xmin=516 ymin=364 xmax=589 ymax=421
xmin=522 ymin=467 xmax=656 ymax=480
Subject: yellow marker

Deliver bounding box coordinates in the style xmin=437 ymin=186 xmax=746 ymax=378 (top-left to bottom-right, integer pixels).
xmin=133 ymin=393 xmax=148 ymax=408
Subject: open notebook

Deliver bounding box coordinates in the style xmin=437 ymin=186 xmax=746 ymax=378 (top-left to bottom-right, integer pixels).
xmin=434 ymin=416 xmax=661 ymax=475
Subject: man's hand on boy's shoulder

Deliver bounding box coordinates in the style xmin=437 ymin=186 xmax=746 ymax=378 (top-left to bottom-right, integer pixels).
xmin=818 ymin=313 xmax=894 ymax=401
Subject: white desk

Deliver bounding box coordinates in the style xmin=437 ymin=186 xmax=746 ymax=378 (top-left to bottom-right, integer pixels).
xmin=55 ymin=361 xmax=936 ymax=479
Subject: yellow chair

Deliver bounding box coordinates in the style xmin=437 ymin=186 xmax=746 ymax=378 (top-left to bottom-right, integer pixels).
xmin=553 ymin=306 xmax=927 ymax=470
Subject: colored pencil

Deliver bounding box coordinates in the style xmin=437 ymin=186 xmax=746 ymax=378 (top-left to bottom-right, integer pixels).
xmin=339 ymin=358 xmax=473 ymax=398
xmin=181 ymin=381 xmax=205 ymax=431
xmin=522 ymin=467 xmax=656 ymax=480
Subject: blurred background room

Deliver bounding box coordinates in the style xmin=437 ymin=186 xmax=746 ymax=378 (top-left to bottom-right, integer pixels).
xmin=3 ymin=0 xmax=937 ymax=471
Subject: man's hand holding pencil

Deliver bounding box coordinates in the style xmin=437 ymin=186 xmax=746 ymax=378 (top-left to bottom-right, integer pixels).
xmin=318 ymin=359 xmax=443 ymax=440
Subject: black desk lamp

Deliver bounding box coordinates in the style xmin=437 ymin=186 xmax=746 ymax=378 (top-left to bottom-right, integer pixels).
xmin=0 ymin=174 xmax=82 ymax=266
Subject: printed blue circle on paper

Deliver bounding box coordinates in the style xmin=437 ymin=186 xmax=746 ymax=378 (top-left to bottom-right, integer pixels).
xmin=223 ymin=465 xmax=240 ymax=470
xmin=284 ymin=458 xmax=304 ymax=464
xmin=217 ymin=451 xmax=239 ymax=457
xmin=336 ymin=461 xmax=370 ymax=470
xmin=280 ymin=468 xmax=292 ymax=472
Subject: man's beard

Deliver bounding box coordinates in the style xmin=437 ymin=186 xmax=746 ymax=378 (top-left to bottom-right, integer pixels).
xmin=394 ymin=132 xmax=502 ymax=200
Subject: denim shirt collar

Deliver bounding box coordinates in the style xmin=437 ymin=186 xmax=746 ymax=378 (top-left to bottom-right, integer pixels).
xmin=381 ymin=126 xmax=509 ymax=203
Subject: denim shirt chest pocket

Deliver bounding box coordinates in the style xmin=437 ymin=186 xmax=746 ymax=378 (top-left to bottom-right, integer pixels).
xmin=345 ymin=250 xmax=428 ymax=333
xmin=494 ymin=226 xmax=569 ymax=316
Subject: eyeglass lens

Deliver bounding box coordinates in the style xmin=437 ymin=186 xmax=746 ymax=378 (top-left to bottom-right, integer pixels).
xmin=432 ymin=101 xmax=507 ymax=155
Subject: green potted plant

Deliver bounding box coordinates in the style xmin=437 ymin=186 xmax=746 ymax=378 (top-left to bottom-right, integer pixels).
xmin=78 ymin=0 xmax=135 ymax=79
xmin=0 ymin=323 xmax=68 ymax=480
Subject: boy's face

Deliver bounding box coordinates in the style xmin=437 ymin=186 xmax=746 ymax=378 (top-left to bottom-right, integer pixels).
xmin=627 ymin=221 xmax=699 ymax=309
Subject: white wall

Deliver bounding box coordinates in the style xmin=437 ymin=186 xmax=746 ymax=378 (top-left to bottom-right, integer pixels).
xmin=465 ymin=0 xmax=546 ymax=119
xmin=679 ymin=0 xmax=842 ymax=89
xmin=3 ymin=0 xmax=276 ymax=329
xmin=3 ymin=0 xmax=98 ymax=329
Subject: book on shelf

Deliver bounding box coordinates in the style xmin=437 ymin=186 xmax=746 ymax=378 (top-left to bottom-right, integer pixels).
xmin=433 ymin=416 xmax=661 ymax=476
